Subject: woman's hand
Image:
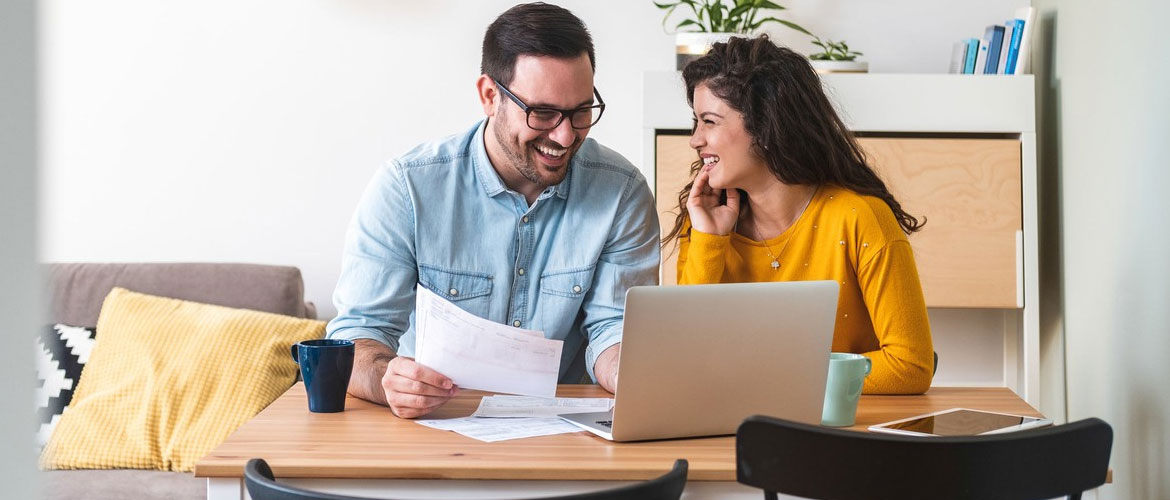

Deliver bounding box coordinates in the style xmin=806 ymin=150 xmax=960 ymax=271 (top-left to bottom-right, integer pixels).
xmin=686 ymin=169 xmax=740 ymax=236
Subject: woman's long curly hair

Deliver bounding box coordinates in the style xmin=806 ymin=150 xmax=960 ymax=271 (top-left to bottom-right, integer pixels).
xmin=663 ymin=35 xmax=923 ymax=247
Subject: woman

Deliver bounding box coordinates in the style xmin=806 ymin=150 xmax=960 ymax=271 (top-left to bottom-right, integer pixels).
xmin=666 ymin=35 xmax=933 ymax=394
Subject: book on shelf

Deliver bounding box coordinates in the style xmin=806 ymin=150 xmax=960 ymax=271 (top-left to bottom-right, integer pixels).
xmin=1004 ymin=19 xmax=1024 ymax=74
xmin=949 ymin=6 xmax=1035 ymax=75
xmin=964 ymin=38 xmax=978 ymax=74
xmin=973 ymin=37 xmax=989 ymax=76
xmin=949 ymin=40 xmax=968 ymax=74
xmin=984 ymin=25 xmax=1005 ymax=74
xmin=997 ymin=22 xmax=1015 ymax=74
xmin=1014 ymin=7 xmax=1036 ymax=74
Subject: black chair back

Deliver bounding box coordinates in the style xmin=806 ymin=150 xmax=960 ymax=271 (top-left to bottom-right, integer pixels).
xmin=736 ymin=415 xmax=1111 ymax=500
xmin=245 ymin=458 xmax=688 ymax=500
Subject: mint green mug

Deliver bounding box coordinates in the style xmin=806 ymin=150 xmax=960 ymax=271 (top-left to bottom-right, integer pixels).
xmin=821 ymin=352 xmax=871 ymax=427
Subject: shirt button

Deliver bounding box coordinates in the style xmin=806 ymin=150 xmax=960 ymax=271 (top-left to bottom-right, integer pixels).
xmin=522 ymin=216 xmax=529 ymax=223
xmin=518 ymin=268 xmax=525 ymax=276
xmin=572 ymin=285 xmax=582 ymax=293
xmin=513 ymin=320 xmax=522 ymax=327
xmin=448 ymin=288 xmax=459 ymax=296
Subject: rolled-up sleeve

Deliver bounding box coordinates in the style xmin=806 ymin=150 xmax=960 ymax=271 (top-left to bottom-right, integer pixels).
xmin=580 ymin=173 xmax=661 ymax=381
xmin=326 ymin=162 xmax=417 ymax=352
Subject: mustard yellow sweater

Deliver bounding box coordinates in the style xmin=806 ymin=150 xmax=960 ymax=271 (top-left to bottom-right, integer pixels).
xmin=677 ymin=185 xmax=934 ymax=394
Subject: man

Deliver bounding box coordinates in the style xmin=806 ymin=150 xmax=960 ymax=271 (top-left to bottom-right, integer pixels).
xmin=326 ymin=2 xmax=660 ymax=419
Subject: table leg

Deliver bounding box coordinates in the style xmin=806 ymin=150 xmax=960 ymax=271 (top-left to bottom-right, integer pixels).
xmin=207 ymin=477 xmax=243 ymax=500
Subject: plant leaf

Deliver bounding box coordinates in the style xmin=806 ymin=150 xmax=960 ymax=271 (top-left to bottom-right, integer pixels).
xmin=774 ymin=19 xmax=812 ymax=36
xmin=658 ymin=3 xmax=681 ymax=32
xmin=750 ymin=17 xmax=811 ymax=37
xmin=728 ymin=4 xmax=752 ymax=19
xmin=757 ymin=0 xmax=786 ymax=10
xmin=676 ymin=18 xmax=705 ymax=32
xmin=707 ymin=2 xmax=723 ymax=32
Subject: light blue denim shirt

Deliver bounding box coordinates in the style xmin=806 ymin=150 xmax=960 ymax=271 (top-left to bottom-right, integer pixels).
xmin=327 ymin=120 xmax=660 ymax=382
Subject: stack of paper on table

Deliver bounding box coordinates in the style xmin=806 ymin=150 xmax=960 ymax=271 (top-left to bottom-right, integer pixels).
xmin=472 ymin=395 xmax=614 ymax=418
xmin=415 ymin=417 xmax=584 ymax=442
xmin=418 ymin=396 xmax=615 ymax=442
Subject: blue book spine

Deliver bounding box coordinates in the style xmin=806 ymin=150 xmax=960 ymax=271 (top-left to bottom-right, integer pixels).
xmin=964 ymin=38 xmax=979 ymax=74
xmin=1005 ymin=19 xmax=1025 ymax=74
xmin=984 ymin=25 xmax=1005 ymax=74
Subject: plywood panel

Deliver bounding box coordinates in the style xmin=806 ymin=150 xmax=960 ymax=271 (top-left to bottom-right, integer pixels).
xmin=653 ymin=134 xmax=1022 ymax=308
xmin=859 ymin=138 xmax=1021 ymax=308
xmin=655 ymin=134 xmax=696 ymax=287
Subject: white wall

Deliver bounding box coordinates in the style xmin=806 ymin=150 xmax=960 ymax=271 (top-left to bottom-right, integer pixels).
xmin=1032 ymin=0 xmax=1170 ymax=498
xmin=1 ymin=0 xmax=41 ymax=497
xmin=41 ymin=0 xmax=1027 ymax=318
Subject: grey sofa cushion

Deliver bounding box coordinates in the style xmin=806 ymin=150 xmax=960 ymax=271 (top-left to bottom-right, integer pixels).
xmin=40 ymin=469 xmax=204 ymax=500
xmin=48 ymin=262 xmax=316 ymax=326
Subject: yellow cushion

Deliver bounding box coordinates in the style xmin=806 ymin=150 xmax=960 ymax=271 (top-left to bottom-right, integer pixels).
xmin=40 ymin=287 xmax=325 ymax=472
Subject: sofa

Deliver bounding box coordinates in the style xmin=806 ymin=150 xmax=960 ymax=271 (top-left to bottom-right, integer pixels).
xmin=39 ymin=262 xmax=317 ymax=500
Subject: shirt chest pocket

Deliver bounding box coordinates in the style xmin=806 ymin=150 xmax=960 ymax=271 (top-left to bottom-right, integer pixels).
xmin=539 ymin=266 xmax=595 ymax=298
xmin=418 ymin=265 xmax=494 ymax=316
xmin=539 ymin=266 xmax=595 ymax=331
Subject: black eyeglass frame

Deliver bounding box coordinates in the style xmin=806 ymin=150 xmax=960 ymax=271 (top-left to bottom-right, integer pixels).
xmin=494 ymin=80 xmax=606 ymax=131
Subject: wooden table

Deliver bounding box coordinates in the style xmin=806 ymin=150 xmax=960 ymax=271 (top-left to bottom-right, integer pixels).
xmin=196 ymin=384 xmax=1042 ymax=500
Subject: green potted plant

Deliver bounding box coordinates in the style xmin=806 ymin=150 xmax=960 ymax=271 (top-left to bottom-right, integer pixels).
xmin=807 ymin=36 xmax=868 ymax=73
xmin=654 ymin=0 xmax=811 ymax=70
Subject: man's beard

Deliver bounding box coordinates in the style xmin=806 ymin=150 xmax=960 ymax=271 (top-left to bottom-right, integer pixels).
xmin=492 ymin=114 xmax=575 ymax=188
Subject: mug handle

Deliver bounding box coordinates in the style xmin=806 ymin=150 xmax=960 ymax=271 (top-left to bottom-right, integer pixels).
xmin=291 ymin=344 xmax=299 ymax=363
xmin=849 ymin=358 xmax=872 ymax=400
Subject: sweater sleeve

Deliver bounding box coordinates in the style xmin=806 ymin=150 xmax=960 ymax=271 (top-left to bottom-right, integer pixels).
xmin=855 ymin=240 xmax=935 ymax=394
xmin=676 ymin=228 xmax=730 ymax=284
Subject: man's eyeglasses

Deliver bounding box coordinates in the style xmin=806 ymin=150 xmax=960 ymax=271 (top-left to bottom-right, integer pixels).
xmin=495 ymin=80 xmax=606 ymax=131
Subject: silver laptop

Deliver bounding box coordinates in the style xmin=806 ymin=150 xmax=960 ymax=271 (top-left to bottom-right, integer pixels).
xmin=561 ymin=280 xmax=839 ymax=441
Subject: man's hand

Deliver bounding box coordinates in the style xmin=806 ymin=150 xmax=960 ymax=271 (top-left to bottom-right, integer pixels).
xmin=382 ymin=356 xmax=458 ymax=418
xmin=594 ymin=343 xmax=621 ymax=393
xmin=347 ymin=339 xmax=457 ymax=419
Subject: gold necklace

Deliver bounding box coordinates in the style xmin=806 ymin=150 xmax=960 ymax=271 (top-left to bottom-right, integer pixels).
xmin=751 ymin=186 xmax=818 ymax=271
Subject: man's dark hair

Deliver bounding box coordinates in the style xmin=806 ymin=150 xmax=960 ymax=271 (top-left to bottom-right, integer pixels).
xmin=481 ymin=2 xmax=595 ymax=87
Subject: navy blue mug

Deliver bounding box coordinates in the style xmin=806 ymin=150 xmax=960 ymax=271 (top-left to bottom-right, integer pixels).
xmin=291 ymin=339 xmax=355 ymax=413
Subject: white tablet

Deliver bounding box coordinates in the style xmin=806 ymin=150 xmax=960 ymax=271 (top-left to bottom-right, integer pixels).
xmin=867 ymin=408 xmax=1052 ymax=437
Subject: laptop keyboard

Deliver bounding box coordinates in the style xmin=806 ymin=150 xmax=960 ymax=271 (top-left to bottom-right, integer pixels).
xmin=597 ymin=420 xmax=613 ymax=428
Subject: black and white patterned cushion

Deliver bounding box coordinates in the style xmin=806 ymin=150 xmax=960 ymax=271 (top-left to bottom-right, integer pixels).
xmin=36 ymin=323 xmax=96 ymax=449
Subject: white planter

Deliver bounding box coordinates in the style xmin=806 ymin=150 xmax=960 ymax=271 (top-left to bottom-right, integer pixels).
xmin=675 ymin=32 xmax=746 ymax=70
xmin=808 ymin=60 xmax=869 ymax=74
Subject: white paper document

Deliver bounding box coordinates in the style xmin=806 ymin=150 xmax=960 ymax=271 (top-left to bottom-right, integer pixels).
xmin=415 ymin=417 xmax=583 ymax=442
xmin=472 ymin=395 xmax=615 ymax=418
xmin=414 ymin=286 xmax=563 ymax=398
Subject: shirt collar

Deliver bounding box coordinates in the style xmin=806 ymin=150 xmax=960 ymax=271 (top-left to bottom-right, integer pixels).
xmin=472 ymin=118 xmax=573 ymax=201
xmin=472 ymin=120 xmax=507 ymax=198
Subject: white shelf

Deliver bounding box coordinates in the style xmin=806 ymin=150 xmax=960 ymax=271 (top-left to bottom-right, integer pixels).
xmin=643 ymin=71 xmax=1036 ymax=133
